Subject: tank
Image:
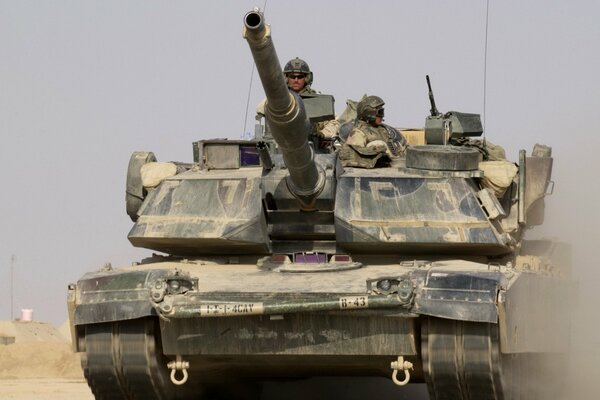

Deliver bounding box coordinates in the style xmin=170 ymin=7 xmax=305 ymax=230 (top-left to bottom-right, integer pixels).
xmin=67 ymin=9 xmax=571 ymax=400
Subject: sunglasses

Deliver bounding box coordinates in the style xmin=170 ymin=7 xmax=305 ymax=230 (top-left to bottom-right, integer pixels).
xmin=376 ymin=107 xmax=385 ymax=117
xmin=288 ymin=74 xmax=306 ymax=80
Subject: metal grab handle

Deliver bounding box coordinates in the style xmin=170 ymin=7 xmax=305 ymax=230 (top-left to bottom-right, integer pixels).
xmin=390 ymin=356 xmax=413 ymax=386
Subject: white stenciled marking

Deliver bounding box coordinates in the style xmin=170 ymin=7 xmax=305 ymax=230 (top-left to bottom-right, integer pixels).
xmin=339 ymin=296 xmax=369 ymax=309
xmin=200 ymin=303 xmax=264 ymax=317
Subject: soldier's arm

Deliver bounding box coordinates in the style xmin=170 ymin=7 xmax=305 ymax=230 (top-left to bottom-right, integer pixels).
xmin=345 ymin=128 xmax=367 ymax=147
xmin=318 ymin=120 xmax=341 ymax=139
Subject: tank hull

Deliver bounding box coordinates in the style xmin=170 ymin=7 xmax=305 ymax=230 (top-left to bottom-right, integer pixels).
xmin=70 ymin=255 xmax=570 ymax=399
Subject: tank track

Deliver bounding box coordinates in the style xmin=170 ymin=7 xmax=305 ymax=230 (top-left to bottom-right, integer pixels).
xmin=81 ymin=318 xmax=176 ymax=400
xmin=423 ymin=318 xmax=506 ymax=399
xmin=422 ymin=317 xmax=560 ymax=400
xmin=80 ymin=318 xmax=263 ymax=400
xmin=81 ymin=316 xmax=559 ymax=399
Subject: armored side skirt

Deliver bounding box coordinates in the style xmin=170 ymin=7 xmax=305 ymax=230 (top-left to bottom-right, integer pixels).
xmin=158 ymin=312 xmax=420 ymax=379
xmin=160 ymin=313 xmax=417 ymax=356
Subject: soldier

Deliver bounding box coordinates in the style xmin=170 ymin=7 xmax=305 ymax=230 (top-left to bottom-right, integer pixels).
xmin=339 ymin=95 xmax=407 ymax=168
xmin=283 ymin=57 xmax=317 ymax=94
xmin=282 ymin=58 xmax=342 ymax=141
xmin=257 ymin=57 xmax=340 ymax=143
xmin=256 ymin=57 xmax=316 ymax=115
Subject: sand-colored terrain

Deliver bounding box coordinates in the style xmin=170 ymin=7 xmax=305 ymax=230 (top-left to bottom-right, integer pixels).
xmin=0 ymin=378 xmax=93 ymax=400
xmin=0 ymin=320 xmax=93 ymax=399
xmin=0 ymin=341 xmax=83 ymax=380
xmin=0 ymin=340 xmax=93 ymax=399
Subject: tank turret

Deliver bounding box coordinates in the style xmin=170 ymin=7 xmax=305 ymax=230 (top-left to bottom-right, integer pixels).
xmin=243 ymin=9 xmax=325 ymax=210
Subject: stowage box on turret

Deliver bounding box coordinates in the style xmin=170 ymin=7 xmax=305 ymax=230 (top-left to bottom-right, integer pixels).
xmin=68 ymin=9 xmax=571 ymax=400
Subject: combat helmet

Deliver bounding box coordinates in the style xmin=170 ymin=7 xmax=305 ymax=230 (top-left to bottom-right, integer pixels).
xmin=283 ymin=57 xmax=313 ymax=86
xmin=357 ymin=95 xmax=385 ymax=123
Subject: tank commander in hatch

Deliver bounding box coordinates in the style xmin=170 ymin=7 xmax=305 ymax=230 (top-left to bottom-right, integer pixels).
xmin=256 ymin=57 xmax=316 ymax=115
xmin=256 ymin=57 xmax=340 ymax=144
xmin=339 ymin=95 xmax=407 ymax=168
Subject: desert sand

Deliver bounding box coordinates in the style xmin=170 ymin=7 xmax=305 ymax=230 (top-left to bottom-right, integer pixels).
xmin=0 ymin=341 xmax=83 ymax=380
xmin=0 ymin=339 xmax=93 ymax=399
xmin=0 ymin=378 xmax=93 ymax=400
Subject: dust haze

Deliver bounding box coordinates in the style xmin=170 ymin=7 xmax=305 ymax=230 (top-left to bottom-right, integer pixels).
xmin=549 ymin=145 xmax=600 ymax=399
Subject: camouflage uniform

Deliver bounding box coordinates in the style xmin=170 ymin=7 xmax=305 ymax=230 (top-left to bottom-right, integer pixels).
xmin=339 ymin=96 xmax=407 ymax=168
xmin=256 ymin=85 xmax=333 ymax=139
xmin=297 ymin=85 xmax=318 ymax=95
xmin=255 ymin=85 xmax=318 ymax=116
xmin=339 ymin=121 xmax=405 ymax=168
xmin=296 ymin=85 xmax=338 ymax=143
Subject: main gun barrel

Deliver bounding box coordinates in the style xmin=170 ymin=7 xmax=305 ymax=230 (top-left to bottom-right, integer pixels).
xmin=243 ymin=9 xmax=324 ymax=210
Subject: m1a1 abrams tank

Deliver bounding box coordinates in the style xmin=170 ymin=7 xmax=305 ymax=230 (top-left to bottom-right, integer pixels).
xmin=67 ymin=9 xmax=571 ymax=400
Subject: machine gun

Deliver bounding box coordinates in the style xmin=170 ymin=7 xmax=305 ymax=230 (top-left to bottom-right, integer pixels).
xmin=424 ymin=75 xmax=483 ymax=144
xmin=426 ymin=74 xmax=440 ymax=117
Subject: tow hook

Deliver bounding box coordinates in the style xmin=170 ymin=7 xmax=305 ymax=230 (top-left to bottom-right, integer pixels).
xmin=167 ymin=355 xmax=189 ymax=385
xmin=390 ymin=356 xmax=413 ymax=386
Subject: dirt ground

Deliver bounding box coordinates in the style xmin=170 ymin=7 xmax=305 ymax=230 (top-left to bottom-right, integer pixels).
xmin=0 ymin=342 xmax=83 ymax=380
xmin=0 ymin=379 xmax=94 ymax=400
xmin=0 ymin=340 xmax=92 ymax=399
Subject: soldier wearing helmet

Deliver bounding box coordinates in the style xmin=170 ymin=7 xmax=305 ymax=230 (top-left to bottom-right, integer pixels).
xmin=256 ymin=57 xmax=340 ymax=145
xmin=339 ymin=95 xmax=407 ymax=168
xmin=283 ymin=57 xmax=316 ymax=94
xmin=283 ymin=58 xmax=342 ymax=146
xmin=283 ymin=58 xmax=345 ymax=143
xmin=256 ymin=57 xmax=317 ymax=116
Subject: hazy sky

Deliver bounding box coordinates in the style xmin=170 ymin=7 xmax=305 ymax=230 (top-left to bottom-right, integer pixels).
xmin=1 ymin=0 xmax=599 ymax=325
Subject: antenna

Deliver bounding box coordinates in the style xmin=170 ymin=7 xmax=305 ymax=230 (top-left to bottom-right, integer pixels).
xmin=10 ymin=255 xmax=15 ymax=320
xmin=483 ymin=0 xmax=490 ymax=139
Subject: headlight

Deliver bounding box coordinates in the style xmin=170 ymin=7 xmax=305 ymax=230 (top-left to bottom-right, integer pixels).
xmin=369 ymin=278 xmax=400 ymax=295
xmin=168 ymin=279 xmax=181 ymax=292
xmin=377 ymin=279 xmax=392 ymax=291
xmin=367 ymin=277 xmax=414 ymax=300
xmin=164 ymin=276 xmax=195 ymax=295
